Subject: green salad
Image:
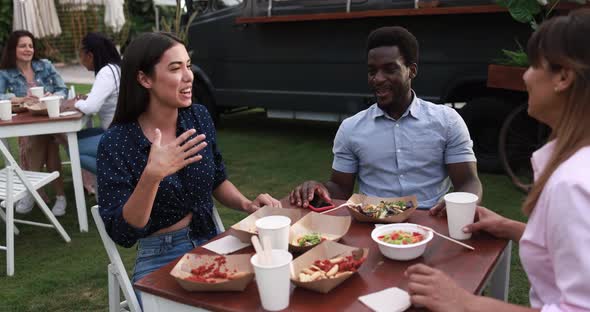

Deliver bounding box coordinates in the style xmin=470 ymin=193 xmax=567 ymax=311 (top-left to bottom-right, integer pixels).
xmin=295 ymin=233 xmax=326 ymax=247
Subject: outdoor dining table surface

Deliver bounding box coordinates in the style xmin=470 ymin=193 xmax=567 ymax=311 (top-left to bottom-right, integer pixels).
xmin=0 ymin=109 xmax=84 ymax=125
xmin=135 ymin=198 xmax=509 ymax=312
xmin=0 ymin=109 xmax=89 ymax=232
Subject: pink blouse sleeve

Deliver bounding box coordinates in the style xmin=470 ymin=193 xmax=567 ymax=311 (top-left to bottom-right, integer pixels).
xmin=544 ymin=180 xmax=590 ymax=312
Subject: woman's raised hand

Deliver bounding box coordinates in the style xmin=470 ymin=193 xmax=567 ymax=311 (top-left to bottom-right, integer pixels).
xmin=145 ymin=128 xmax=207 ymax=180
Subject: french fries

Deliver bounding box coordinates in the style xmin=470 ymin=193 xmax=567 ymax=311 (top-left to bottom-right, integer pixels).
xmin=297 ymin=254 xmax=364 ymax=282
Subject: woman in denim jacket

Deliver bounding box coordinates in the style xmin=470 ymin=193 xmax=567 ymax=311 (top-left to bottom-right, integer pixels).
xmin=0 ymin=30 xmax=69 ymax=215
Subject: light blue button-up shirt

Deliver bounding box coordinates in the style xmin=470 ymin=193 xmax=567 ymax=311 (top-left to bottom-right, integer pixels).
xmin=0 ymin=59 xmax=67 ymax=100
xmin=332 ymin=92 xmax=476 ymax=208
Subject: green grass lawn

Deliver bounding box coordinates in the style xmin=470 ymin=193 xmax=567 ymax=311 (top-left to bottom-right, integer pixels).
xmin=0 ymin=103 xmax=531 ymax=311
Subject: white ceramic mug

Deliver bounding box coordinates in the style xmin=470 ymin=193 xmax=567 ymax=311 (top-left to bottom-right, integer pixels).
xmin=0 ymin=100 xmax=12 ymax=121
xmin=29 ymin=86 xmax=44 ymax=98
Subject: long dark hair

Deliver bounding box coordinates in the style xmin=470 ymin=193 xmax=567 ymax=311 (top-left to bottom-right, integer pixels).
xmin=0 ymin=30 xmax=38 ymax=69
xmin=81 ymin=32 xmax=121 ymax=75
xmin=111 ymin=32 xmax=184 ymax=125
xmin=523 ymin=9 xmax=590 ymax=215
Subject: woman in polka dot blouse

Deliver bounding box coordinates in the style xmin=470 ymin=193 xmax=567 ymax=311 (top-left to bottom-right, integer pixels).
xmin=96 ymin=32 xmax=282 ymax=292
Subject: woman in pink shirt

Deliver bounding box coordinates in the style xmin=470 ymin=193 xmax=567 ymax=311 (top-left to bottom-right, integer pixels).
xmin=405 ymin=9 xmax=590 ymax=312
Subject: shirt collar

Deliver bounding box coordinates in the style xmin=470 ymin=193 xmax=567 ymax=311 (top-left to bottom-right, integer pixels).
xmin=6 ymin=67 xmax=21 ymax=78
xmin=31 ymin=60 xmax=44 ymax=73
xmin=372 ymin=90 xmax=421 ymax=120
xmin=6 ymin=60 xmax=43 ymax=78
xmin=531 ymin=140 xmax=556 ymax=179
xmin=133 ymin=109 xmax=191 ymax=149
xmin=177 ymin=109 xmax=190 ymax=133
xmin=132 ymin=122 xmax=151 ymax=150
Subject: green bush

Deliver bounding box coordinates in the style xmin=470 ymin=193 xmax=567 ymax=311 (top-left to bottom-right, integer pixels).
xmin=0 ymin=0 xmax=12 ymax=49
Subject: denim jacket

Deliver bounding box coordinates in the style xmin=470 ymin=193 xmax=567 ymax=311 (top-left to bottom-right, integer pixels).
xmin=0 ymin=59 xmax=68 ymax=100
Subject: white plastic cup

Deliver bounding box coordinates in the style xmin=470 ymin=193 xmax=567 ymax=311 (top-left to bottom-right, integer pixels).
xmin=29 ymin=86 xmax=44 ymax=98
xmin=256 ymin=216 xmax=291 ymax=250
xmin=0 ymin=100 xmax=12 ymax=121
xmin=251 ymin=249 xmax=293 ymax=311
xmin=68 ymin=85 xmax=76 ymax=100
xmin=444 ymin=192 xmax=479 ymax=240
xmin=40 ymin=96 xmax=61 ymax=118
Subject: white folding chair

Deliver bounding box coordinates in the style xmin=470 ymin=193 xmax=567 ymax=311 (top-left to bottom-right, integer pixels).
xmin=92 ymin=205 xmax=142 ymax=312
xmin=91 ymin=205 xmax=225 ymax=312
xmin=0 ymin=140 xmax=71 ymax=276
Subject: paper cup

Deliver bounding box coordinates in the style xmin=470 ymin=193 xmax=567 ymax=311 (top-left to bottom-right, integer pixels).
xmin=0 ymin=100 xmax=11 ymax=121
xmin=444 ymin=192 xmax=478 ymax=240
xmin=29 ymin=86 xmax=44 ymax=97
xmin=256 ymin=215 xmax=291 ymax=250
xmin=251 ymin=250 xmax=293 ymax=311
xmin=40 ymin=96 xmax=61 ymax=118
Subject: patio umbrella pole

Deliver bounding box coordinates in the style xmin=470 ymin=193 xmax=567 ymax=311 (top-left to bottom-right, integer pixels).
xmin=19 ymin=0 xmax=28 ymax=33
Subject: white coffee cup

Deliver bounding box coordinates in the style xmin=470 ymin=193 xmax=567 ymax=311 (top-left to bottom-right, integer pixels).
xmin=40 ymin=96 xmax=61 ymax=118
xmin=256 ymin=216 xmax=291 ymax=250
xmin=29 ymin=86 xmax=44 ymax=98
xmin=0 ymin=100 xmax=12 ymax=121
xmin=444 ymin=192 xmax=478 ymax=240
xmin=251 ymin=249 xmax=293 ymax=311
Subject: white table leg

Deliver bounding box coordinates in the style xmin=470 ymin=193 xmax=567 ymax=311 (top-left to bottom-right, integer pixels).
xmin=0 ymin=138 xmax=9 ymax=151
xmin=142 ymin=292 xmax=209 ymax=312
xmin=489 ymin=240 xmax=511 ymax=301
xmin=66 ymin=132 xmax=88 ymax=232
xmin=6 ymin=166 xmax=14 ymax=276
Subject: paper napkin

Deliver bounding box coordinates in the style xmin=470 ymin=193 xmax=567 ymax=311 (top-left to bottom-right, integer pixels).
xmin=202 ymin=235 xmax=251 ymax=255
xmin=358 ymin=287 xmax=411 ymax=312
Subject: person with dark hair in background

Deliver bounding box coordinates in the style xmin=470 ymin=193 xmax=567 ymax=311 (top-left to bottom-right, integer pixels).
xmin=61 ymin=32 xmax=121 ymax=202
xmin=289 ymin=26 xmax=482 ymax=214
xmin=97 ymin=32 xmax=281 ymax=301
xmin=405 ymin=10 xmax=590 ymax=311
xmin=0 ymin=30 xmax=69 ymax=215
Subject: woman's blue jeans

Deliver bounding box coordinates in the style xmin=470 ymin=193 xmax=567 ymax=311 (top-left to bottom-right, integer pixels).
xmin=77 ymin=128 xmax=104 ymax=174
xmin=131 ymin=227 xmax=215 ymax=307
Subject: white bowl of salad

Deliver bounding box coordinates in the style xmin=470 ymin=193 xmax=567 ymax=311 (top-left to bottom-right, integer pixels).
xmin=371 ymin=223 xmax=433 ymax=261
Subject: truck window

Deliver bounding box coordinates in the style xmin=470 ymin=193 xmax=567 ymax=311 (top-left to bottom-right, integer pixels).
xmin=217 ymin=0 xmax=243 ymax=9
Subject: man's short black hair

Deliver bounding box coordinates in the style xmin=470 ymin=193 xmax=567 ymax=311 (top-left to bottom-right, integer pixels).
xmin=366 ymin=26 xmax=419 ymax=65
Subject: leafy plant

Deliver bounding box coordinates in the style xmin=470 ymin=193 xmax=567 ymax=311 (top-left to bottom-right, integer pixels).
xmin=496 ymin=48 xmax=530 ymax=67
xmin=0 ymin=0 xmax=12 ymax=49
xmin=159 ymin=0 xmax=202 ymax=46
xmin=497 ymin=0 xmax=588 ymax=30
xmin=495 ymin=0 xmax=588 ymax=66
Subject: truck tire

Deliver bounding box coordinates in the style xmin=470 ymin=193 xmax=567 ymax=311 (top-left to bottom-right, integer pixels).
xmin=459 ymin=97 xmax=514 ymax=173
xmin=193 ymin=79 xmax=219 ymax=125
xmin=498 ymin=103 xmax=549 ymax=193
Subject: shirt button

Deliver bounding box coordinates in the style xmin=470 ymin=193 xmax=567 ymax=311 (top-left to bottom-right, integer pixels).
xmin=396 ymin=124 xmax=400 ymax=127
xmin=397 ymin=149 xmax=401 ymax=153
xmin=400 ymin=174 xmax=404 ymax=178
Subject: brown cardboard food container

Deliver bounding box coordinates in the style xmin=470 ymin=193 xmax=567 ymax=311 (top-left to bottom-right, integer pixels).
xmin=170 ymin=253 xmax=254 ymax=292
xmin=24 ymin=101 xmax=48 ymax=116
xmin=291 ymin=240 xmax=368 ymax=294
xmin=289 ymin=212 xmax=351 ymax=253
xmin=230 ymin=206 xmax=305 ymax=243
xmin=346 ymin=194 xmax=418 ymax=224
xmin=11 ymin=103 xmax=27 ymax=113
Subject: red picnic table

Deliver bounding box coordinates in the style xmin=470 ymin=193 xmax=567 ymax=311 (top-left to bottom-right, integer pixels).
xmin=135 ymin=198 xmax=511 ymax=312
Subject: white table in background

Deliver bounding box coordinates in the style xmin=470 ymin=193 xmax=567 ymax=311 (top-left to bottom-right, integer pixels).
xmin=0 ymin=111 xmax=89 ymax=232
